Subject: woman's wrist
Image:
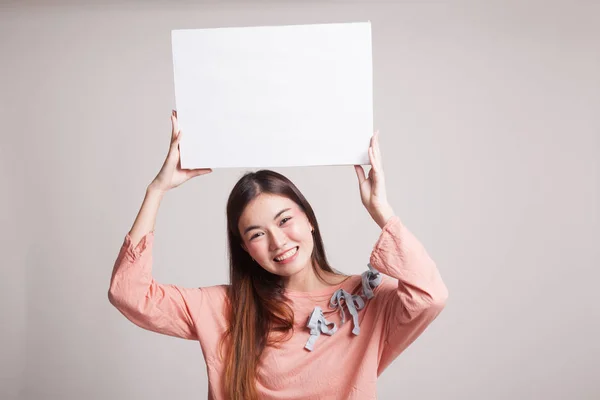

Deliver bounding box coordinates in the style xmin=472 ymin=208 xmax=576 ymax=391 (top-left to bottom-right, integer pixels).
xmin=373 ymin=204 xmax=395 ymax=229
xmin=147 ymin=181 xmax=168 ymax=197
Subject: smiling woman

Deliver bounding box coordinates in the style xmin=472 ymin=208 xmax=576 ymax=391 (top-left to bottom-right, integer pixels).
xmin=108 ymin=111 xmax=448 ymax=400
xmin=237 ymin=191 xmax=337 ymax=287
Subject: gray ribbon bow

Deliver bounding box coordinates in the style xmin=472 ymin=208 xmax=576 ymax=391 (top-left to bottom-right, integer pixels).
xmin=330 ymin=289 xmax=365 ymax=335
xmin=304 ymin=306 xmax=338 ymax=351
xmin=361 ymin=263 xmax=382 ymax=300
xmin=304 ymin=264 xmax=383 ymax=351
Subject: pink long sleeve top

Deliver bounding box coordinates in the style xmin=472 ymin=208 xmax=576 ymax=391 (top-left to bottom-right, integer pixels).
xmin=108 ymin=216 xmax=448 ymax=399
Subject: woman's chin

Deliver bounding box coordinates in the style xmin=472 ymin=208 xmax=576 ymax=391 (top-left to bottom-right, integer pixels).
xmin=271 ymin=258 xmax=311 ymax=277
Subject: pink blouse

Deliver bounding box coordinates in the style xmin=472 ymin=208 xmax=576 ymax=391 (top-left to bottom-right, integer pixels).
xmin=108 ymin=216 xmax=448 ymax=399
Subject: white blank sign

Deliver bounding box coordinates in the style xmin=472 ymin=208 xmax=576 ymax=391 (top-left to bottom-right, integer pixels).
xmin=171 ymin=22 xmax=373 ymax=169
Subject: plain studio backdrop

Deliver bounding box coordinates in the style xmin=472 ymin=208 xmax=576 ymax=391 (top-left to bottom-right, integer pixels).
xmin=1 ymin=1 xmax=598 ymax=399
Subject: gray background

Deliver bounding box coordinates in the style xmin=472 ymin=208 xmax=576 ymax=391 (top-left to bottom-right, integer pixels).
xmin=1 ymin=1 xmax=598 ymax=399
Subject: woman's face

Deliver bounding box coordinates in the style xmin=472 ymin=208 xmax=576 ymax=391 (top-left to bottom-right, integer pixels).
xmin=238 ymin=193 xmax=314 ymax=278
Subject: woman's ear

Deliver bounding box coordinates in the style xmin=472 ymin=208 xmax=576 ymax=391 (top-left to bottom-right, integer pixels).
xmin=241 ymin=243 xmax=248 ymax=252
xmin=306 ymin=216 xmax=314 ymax=233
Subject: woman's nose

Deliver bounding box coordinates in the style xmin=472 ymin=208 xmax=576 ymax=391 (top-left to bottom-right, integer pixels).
xmin=269 ymin=229 xmax=288 ymax=250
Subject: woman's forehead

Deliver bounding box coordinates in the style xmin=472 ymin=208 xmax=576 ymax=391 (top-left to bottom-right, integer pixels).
xmin=240 ymin=194 xmax=298 ymax=223
xmin=244 ymin=193 xmax=297 ymax=215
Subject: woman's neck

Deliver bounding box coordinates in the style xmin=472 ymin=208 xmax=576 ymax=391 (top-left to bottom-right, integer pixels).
xmin=282 ymin=267 xmax=346 ymax=293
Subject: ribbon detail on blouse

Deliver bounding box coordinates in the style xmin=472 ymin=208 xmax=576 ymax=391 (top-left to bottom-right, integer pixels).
xmin=304 ymin=306 xmax=338 ymax=351
xmin=304 ymin=263 xmax=382 ymax=351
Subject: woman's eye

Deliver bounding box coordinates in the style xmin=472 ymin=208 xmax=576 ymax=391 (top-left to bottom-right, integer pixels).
xmin=249 ymin=218 xmax=291 ymax=240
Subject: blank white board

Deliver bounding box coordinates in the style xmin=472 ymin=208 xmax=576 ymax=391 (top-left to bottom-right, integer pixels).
xmin=171 ymin=22 xmax=373 ymax=169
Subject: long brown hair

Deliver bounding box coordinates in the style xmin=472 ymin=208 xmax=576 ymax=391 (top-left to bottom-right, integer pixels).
xmin=219 ymin=169 xmax=346 ymax=399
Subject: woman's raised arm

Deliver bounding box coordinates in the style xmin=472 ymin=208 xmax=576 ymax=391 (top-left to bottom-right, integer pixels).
xmin=108 ymin=110 xmax=213 ymax=339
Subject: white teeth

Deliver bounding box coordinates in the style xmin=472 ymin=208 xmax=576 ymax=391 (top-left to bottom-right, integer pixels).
xmin=274 ymin=247 xmax=298 ymax=262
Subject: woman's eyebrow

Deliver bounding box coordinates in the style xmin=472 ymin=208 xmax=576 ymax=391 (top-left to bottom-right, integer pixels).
xmin=243 ymin=208 xmax=292 ymax=235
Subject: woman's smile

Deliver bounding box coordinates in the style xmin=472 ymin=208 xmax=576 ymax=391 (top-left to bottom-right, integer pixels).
xmin=274 ymin=246 xmax=299 ymax=264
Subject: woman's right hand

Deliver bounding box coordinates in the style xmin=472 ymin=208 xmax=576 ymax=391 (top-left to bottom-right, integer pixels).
xmin=149 ymin=110 xmax=212 ymax=193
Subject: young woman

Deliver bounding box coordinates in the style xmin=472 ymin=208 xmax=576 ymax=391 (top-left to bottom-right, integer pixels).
xmin=109 ymin=111 xmax=448 ymax=400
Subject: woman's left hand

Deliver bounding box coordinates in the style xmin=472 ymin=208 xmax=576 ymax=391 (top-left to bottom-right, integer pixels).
xmin=354 ymin=131 xmax=396 ymax=229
